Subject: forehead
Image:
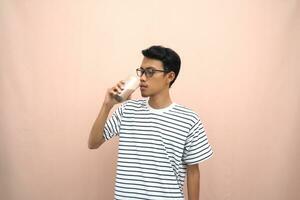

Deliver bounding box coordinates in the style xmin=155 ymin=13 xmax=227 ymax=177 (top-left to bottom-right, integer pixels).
xmin=140 ymin=57 xmax=164 ymax=70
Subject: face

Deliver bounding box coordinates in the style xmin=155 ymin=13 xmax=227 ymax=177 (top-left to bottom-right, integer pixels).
xmin=138 ymin=57 xmax=175 ymax=98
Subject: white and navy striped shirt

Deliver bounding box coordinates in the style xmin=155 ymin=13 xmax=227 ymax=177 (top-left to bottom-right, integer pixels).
xmin=104 ymin=99 xmax=213 ymax=200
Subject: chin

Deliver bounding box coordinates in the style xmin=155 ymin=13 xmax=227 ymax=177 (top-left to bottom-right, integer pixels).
xmin=141 ymin=91 xmax=150 ymax=97
xmin=141 ymin=93 xmax=149 ymax=97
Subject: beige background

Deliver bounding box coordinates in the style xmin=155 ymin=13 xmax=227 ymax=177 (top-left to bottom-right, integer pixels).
xmin=1 ymin=0 xmax=299 ymax=200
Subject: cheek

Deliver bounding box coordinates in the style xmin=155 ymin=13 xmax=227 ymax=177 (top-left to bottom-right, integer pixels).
xmin=151 ymin=80 xmax=166 ymax=93
xmin=149 ymin=78 xmax=160 ymax=88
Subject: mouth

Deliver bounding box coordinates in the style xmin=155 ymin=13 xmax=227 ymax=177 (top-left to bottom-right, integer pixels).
xmin=139 ymin=84 xmax=148 ymax=90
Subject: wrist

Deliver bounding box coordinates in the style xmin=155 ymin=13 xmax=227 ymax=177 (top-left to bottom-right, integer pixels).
xmin=102 ymin=102 xmax=114 ymax=110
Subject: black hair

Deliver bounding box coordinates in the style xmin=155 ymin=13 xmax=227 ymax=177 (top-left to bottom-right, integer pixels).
xmin=141 ymin=45 xmax=181 ymax=88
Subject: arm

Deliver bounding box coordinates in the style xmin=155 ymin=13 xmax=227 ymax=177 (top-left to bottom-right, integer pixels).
xmin=187 ymin=164 xmax=200 ymax=200
xmin=88 ymin=103 xmax=113 ymax=149
xmin=88 ymin=81 xmax=124 ymax=149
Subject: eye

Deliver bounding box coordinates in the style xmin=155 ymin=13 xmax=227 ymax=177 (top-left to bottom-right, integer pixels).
xmin=148 ymin=68 xmax=155 ymax=73
xmin=145 ymin=68 xmax=154 ymax=75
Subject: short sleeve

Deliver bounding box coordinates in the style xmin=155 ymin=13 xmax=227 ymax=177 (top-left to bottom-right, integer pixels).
xmin=182 ymin=119 xmax=213 ymax=165
xmin=103 ymin=102 xmax=126 ymax=141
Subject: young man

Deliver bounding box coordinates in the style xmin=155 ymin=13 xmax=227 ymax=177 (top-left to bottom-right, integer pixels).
xmin=88 ymin=45 xmax=213 ymax=200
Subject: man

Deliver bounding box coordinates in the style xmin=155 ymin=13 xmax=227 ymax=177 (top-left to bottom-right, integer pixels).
xmin=88 ymin=45 xmax=213 ymax=200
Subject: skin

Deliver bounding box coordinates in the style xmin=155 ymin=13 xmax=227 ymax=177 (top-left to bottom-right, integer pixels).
xmin=138 ymin=57 xmax=174 ymax=108
xmin=88 ymin=56 xmax=200 ymax=200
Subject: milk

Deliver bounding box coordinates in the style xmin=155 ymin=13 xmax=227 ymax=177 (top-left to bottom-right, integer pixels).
xmin=114 ymin=75 xmax=140 ymax=102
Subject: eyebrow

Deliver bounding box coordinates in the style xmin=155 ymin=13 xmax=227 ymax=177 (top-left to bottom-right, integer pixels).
xmin=140 ymin=66 xmax=157 ymax=70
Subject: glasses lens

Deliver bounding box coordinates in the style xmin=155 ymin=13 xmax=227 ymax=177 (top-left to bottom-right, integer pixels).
xmin=145 ymin=69 xmax=154 ymax=78
xmin=136 ymin=68 xmax=143 ymax=77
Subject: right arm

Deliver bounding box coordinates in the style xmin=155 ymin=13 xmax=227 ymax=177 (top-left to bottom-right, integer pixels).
xmin=88 ymin=81 xmax=125 ymax=149
xmin=88 ymin=103 xmax=113 ymax=149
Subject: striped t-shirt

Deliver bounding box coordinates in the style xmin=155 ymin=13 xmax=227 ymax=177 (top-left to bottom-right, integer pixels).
xmin=104 ymin=99 xmax=213 ymax=200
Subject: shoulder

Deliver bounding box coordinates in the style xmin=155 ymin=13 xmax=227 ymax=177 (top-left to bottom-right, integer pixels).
xmin=171 ymin=103 xmax=201 ymax=124
xmin=172 ymin=104 xmax=207 ymax=136
xmin=173 ymin=103 xmax=199 ymax=118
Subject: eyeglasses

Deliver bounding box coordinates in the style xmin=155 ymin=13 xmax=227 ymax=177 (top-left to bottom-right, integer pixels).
xmin=136 ymin=67 xmax=170 ymax=78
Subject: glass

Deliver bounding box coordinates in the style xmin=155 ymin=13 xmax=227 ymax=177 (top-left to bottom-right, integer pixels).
xmin=136 ymin=67 xmax=170 ymax=78
xmin=114 ymin=75 xmax=140 ymax=102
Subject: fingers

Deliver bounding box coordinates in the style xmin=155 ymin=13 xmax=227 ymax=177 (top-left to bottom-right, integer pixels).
xmin=115 ymin=80 xmax=125 ymax=94
xmin=109 ymin=80 xmax=125 ymax=96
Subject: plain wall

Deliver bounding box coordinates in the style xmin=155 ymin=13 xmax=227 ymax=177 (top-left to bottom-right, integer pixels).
xmin=0 ymin=0 xmax=299 ymax=200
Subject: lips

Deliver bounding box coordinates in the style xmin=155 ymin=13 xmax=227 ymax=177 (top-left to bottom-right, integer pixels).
xmin=139 ymin=84 xmax=148 ymax=88
xmin=140 ymin=84 xmax=148 ymax=90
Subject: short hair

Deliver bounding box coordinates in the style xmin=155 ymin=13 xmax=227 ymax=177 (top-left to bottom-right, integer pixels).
xmin=142 ymin=45 xmax=181 ymax=88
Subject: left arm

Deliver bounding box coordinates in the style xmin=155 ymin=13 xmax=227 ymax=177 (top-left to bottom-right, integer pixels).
xmin=187 ymin=164 xmax=200 ymax=200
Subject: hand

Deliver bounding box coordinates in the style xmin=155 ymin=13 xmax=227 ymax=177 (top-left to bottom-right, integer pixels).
xmin=103 ymin=80 xmax=125 ymax=108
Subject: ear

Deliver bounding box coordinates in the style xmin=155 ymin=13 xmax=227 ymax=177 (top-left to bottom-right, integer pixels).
xmin=167 ymin=71 xmax=175 ymax=83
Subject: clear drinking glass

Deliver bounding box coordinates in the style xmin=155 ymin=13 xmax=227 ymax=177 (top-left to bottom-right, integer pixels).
xmin=114 ymin=75 xmax=140 ymax=102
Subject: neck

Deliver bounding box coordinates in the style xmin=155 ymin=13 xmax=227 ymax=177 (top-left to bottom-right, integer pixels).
xmin=148 ymin=88 xmax=172 ymax=109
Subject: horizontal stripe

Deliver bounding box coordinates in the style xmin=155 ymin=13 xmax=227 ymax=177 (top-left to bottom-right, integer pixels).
xmin=103 ymin=99 xmax=213 ymax=199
